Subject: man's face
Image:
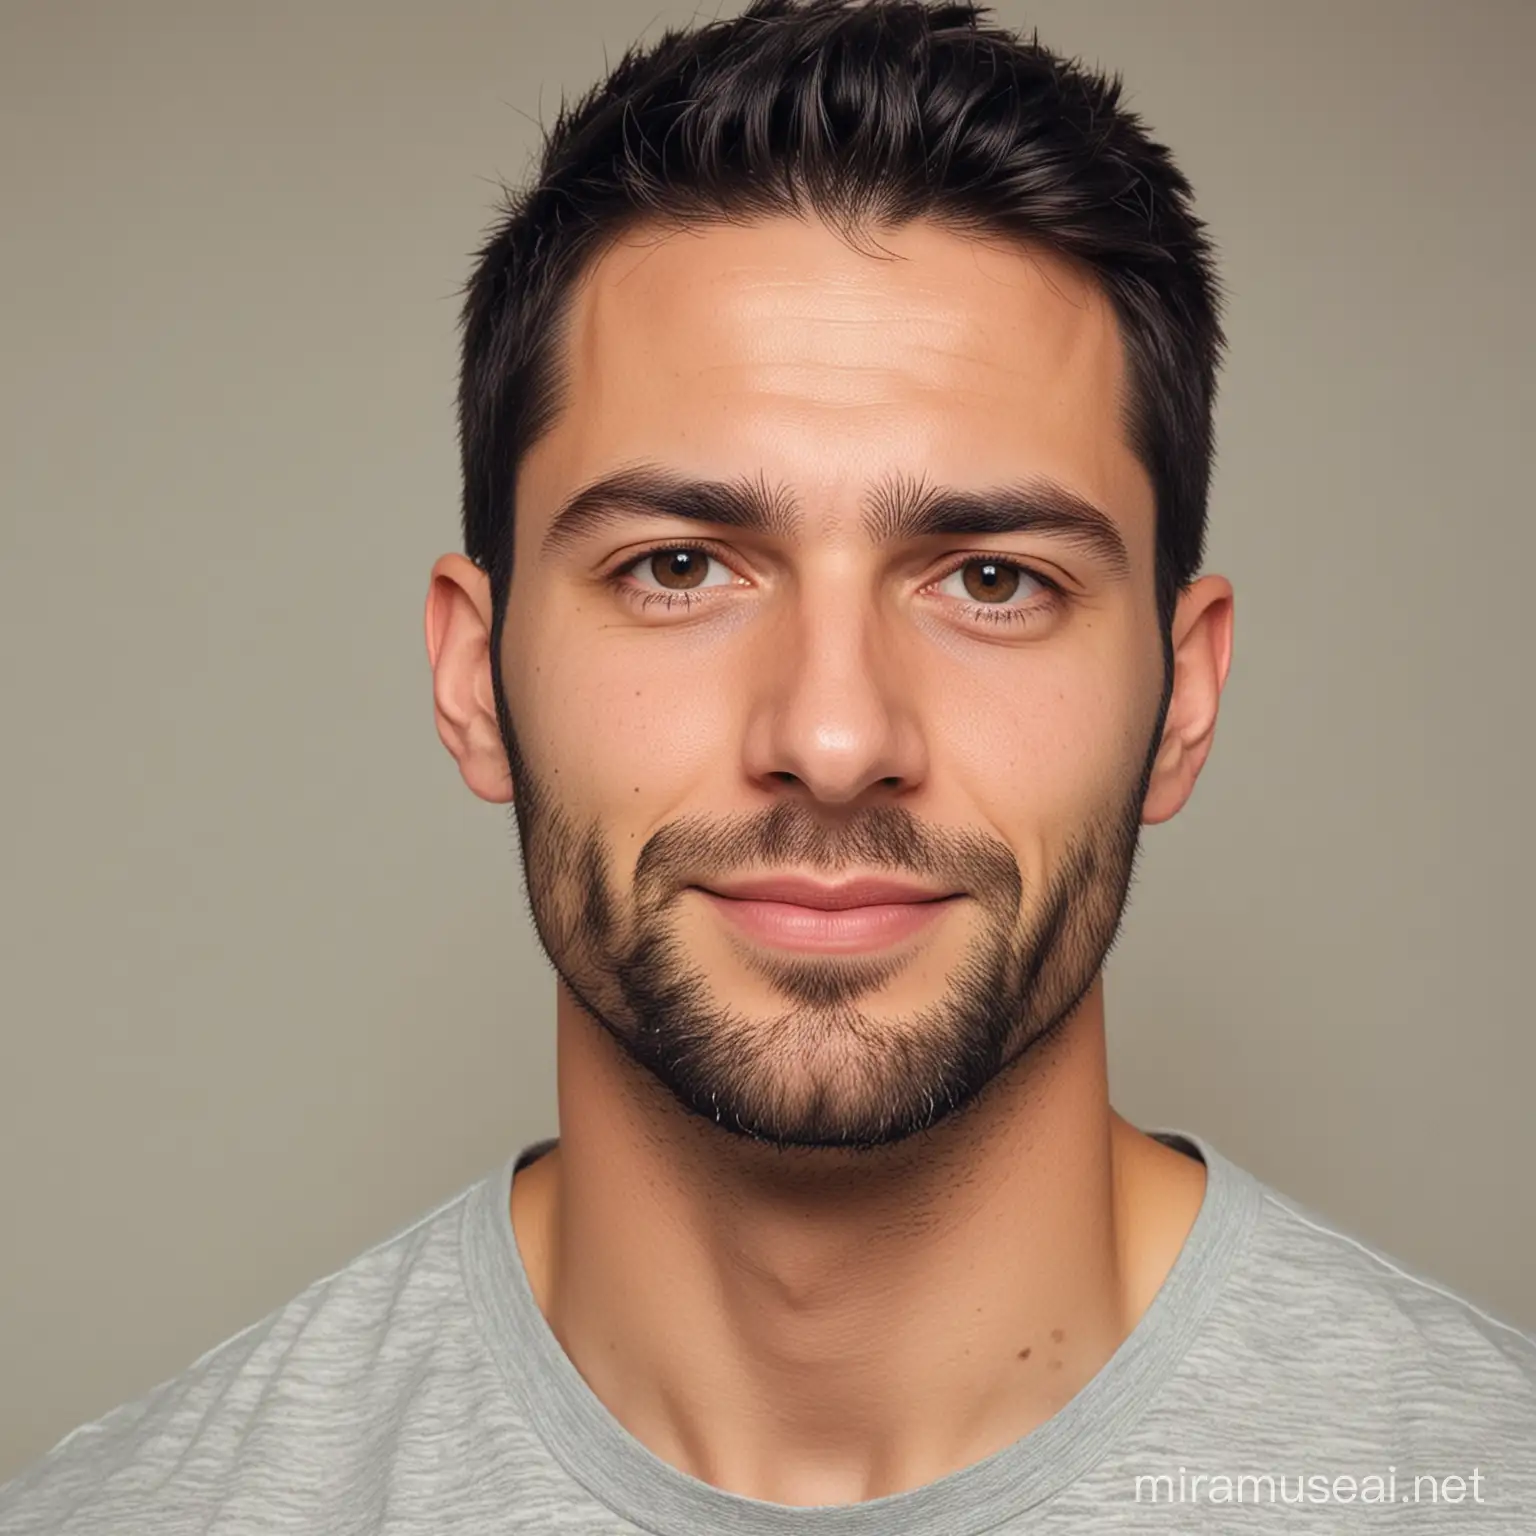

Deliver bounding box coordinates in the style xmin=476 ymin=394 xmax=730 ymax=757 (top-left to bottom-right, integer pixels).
xmin=499 ymin=216 xmax=1168 ymax=1150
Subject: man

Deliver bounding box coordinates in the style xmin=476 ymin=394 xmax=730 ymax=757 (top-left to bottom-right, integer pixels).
xmin=4 ymin=0 xmax=1533 ymax=1529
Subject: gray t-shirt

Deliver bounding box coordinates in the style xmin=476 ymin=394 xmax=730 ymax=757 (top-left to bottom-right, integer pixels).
xmin=3 ymin=1129 xmax=1534 ymax=1532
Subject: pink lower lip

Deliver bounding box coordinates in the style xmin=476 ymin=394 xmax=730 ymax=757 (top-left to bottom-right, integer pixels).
xmin=696 ymin=890 xmax=960 ymax=952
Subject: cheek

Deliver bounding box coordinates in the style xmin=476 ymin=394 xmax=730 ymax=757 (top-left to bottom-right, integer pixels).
xmin=507 ymin=605 xmax=740 ymax=805
xmin=931 ymin=637 xmax=1153 ymax=848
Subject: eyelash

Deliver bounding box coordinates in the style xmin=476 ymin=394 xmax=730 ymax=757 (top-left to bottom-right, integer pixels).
xmin=606 ymin=541 xmax=1065 ymax=629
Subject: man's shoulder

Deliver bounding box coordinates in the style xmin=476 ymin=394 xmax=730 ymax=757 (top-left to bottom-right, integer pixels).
xmin=0 ymin=1172 xmax=504 ymax=1533
xmin=1204 ymin=1164 xmax=1536 ymax=1440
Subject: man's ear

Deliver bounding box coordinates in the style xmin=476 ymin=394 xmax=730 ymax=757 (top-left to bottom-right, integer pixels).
xmin=424 ymin=553 xmax=514 ymax=805
xmin=1141 ymin=574 xmax=1234 ymax=826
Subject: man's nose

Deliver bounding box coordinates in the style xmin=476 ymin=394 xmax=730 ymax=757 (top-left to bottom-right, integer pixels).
xmin=739 ymin=589 xmax=929 ymax=806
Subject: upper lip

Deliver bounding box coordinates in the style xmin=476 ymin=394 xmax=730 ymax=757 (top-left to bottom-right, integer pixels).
xmin=698 ymin=875 xmax=959 ymax=910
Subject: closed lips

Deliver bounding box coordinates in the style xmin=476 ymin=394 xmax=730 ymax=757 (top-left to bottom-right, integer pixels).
xmin=697 ymin=878 xmax=959 ymax=909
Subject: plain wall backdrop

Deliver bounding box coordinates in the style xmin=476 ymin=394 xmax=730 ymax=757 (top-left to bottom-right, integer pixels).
xmin=1 ymin=0 xmax=1532 ymax=1481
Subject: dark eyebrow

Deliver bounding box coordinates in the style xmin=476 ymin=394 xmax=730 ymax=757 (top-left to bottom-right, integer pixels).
xmin=863 ymin=469 xmax=1131 ymax=577
xmin=540 ymin=461 xmax=1130 ymax=576
xmin=540 ymin=466 xmax=800 ymax=557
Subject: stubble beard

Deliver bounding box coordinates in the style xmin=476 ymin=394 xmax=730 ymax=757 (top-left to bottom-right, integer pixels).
xmin=495 ymin=696 xmax=1156 ymax=1153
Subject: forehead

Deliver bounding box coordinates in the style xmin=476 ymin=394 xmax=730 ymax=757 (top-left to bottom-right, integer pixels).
xmin=519 ymin=215 xmax=1152 ymax=541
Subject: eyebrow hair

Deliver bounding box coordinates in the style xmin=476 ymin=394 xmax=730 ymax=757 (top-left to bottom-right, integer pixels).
xmin=539 ymin=462 xmax=1131 ymax=576
xmin=540 ymin=465 xmax=800 ymax=557
xmin=864 ymin=469 xmax=1132 ymax=576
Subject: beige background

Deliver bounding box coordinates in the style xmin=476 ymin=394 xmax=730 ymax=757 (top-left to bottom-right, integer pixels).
xmin=2 ymin=0 xmax=1532 ymax=1480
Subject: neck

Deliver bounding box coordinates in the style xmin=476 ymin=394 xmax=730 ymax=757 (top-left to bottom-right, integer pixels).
xmin=511 ymin=977 xmax=1205 ymax=1507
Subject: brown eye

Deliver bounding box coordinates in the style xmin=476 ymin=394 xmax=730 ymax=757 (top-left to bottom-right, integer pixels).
xmin=933 ymin=558 xmax=1053 ymax=627
xmin=960 ymin=559 xmax=1024 ymax=603
xmin=647 ymin=548 xmax=711 ymax=590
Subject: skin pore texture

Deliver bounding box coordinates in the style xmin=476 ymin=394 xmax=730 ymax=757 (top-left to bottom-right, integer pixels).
xmin=425 ymin=215 xmax=1233 ymax=1506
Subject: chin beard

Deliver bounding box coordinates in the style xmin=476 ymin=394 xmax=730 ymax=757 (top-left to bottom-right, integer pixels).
xmin=506 ymin=758 xmax=1147 ymax=1152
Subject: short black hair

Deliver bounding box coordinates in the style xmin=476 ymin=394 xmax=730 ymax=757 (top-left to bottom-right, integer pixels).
xmin=459 ymin=0 xmax=1224 ymax=663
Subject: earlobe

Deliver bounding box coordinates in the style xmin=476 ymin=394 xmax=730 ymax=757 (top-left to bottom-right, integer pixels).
xmin=424 ymin=553 xmax=515 ymax=806
xmin=1141 ymin=575 xmax=1234 ymax=826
